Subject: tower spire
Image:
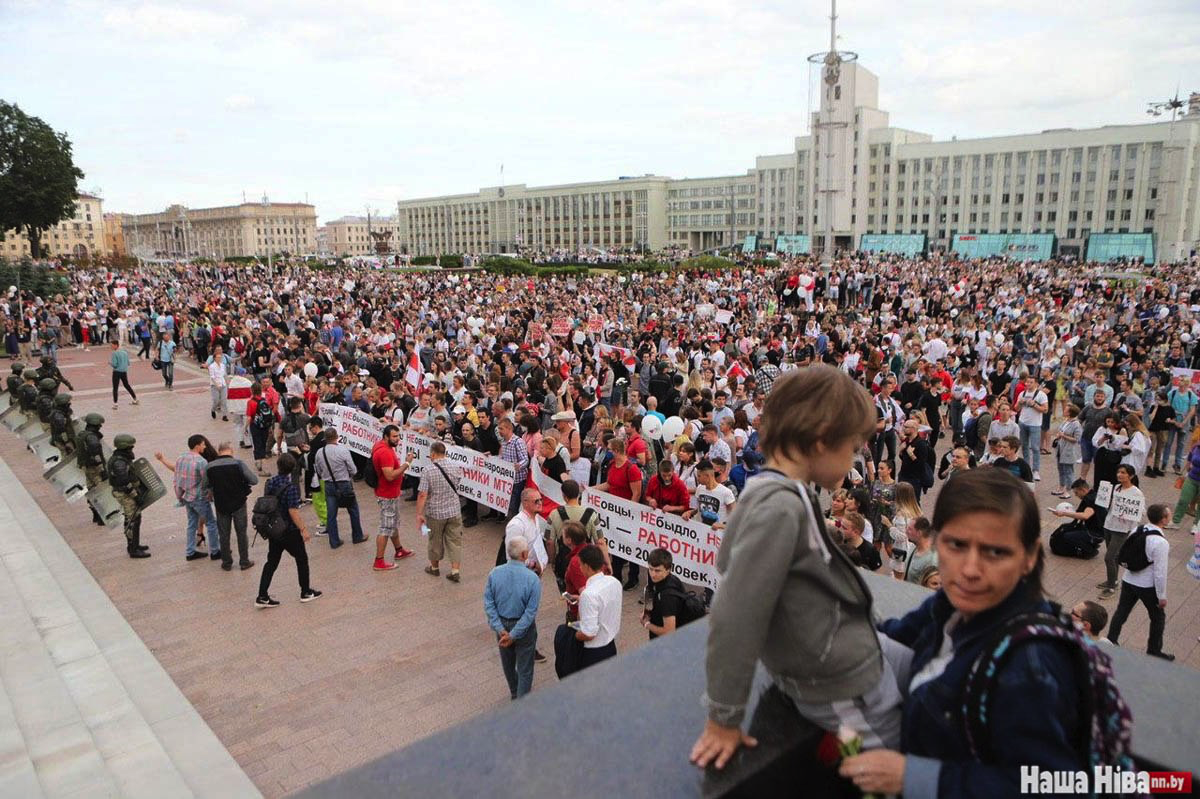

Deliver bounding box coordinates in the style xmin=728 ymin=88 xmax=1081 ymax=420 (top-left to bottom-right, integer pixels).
xmin=829 ymin=0 xmax=837 ymax=53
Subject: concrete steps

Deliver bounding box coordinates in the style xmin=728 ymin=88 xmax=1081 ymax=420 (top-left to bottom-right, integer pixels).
xmin=0 ymin=455 xmax=261 ymax=798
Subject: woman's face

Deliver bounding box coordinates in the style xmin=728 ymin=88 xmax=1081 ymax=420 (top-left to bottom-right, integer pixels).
xmin=936 ymin=511 xmax=1036 ymax=619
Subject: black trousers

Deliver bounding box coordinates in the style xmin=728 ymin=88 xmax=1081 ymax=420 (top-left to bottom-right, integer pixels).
xmin=578 ymin=641 xmax=617 ymax=670
xmin=111 ymin=370 xmax=137 ymax=403
xmin=258 ymin=528 xmax=310 ymax=598
xmin=1107 ymin=582 xmax=1166 ymax=655
xmin=872 ymin=429 xmax=898 ymax=473
xmin=137 ymin=339 xmax=151 ymax=358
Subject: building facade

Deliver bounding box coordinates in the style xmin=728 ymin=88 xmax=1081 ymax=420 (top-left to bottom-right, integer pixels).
xmin=1 ymin=194 xmax=107 ymax=259
xmin=122 ymin=202 xmax=317 ymax=260
xmin=321 ymin=215 xmax=402 ymax=256
xmin=103 ymin=213 xmax=128 ymax=258
xmin=394 ymin=61 xmax=1200 ymax=261
xmin=396 ymin=176 xmax=669 ymax=256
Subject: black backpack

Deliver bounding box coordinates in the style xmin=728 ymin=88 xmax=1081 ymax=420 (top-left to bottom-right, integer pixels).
xmin=660 ymin=586 xmax=709 ymax=627
xmin=1049 ymin=523 xmax=1101 ymax=559
xmin=1116 ymin=525 xmax=1162 ymax=572
xmin=251 ymin=484 xmax=288 ymax=541
xmin=252 ymin=399 xmax=275 ymax=430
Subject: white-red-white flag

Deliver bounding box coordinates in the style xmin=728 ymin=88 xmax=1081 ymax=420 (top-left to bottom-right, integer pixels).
xmin=405 ymin=352 xmax=423 ymax=391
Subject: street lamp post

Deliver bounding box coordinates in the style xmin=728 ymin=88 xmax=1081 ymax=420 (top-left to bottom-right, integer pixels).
xmin=1147 ymin=92 xmax=1191 ymax=262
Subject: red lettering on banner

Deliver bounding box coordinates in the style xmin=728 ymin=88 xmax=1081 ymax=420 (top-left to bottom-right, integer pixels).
xmin=640 ymin=510 xmax=657 ymax=524
xmin=706 ymin=530 xmax=722 ymax=547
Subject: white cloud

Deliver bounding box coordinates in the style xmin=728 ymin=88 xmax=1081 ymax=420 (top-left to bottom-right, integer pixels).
xmin=101 ymin=3 xmax=247 ymax=38
xmin=223 ymin=94 xmax=258 ymax=112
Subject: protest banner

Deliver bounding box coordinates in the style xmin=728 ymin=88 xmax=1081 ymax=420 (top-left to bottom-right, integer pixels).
xmin=318 ymin=403 xmax=381 ymax=458
xmin=527 ymin=321 xmax=545 ymax=342
xmin=1110 ymin=490 xmax=1145 ymax=525
xmin=587 ymin=314 xmax=604 ymax=334
xmin=581 ymin=490 xmax=722 ymax=588
xmin=715 ymin=309 xmax=733 ymax=325
xmin=400 ymin=429 xmax=432 ymax=478
xmin=551 ymin=317 xmax=572 ymax=337
xmin=440 ymin=442 xmax=518 ymax=513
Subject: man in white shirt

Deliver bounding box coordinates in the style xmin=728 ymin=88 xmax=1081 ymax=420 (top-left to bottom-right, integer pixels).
xmin=575 ymin=544 xmax=622 ymax=669
xmin=1015 ymin=377 xmax=1049 ymax=481
xmin=504 ymin=489 xmax=548 ymax=572
xmin=685 ymin=459 xmax=736 ymax=530
xmin=1106 ymin=504 xmax=1173 ymax=661
xmin=207 ymin=345 xmax=231 ymax=421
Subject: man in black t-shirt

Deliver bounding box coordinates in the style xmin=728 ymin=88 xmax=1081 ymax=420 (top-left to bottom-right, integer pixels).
xmin=1051 ymin=478 xmax=1107 ymax=536
xmin=643 ymin=548 xmax=685 ymax=639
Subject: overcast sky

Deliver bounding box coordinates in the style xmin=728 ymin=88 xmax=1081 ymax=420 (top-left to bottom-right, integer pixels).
xmin=2 ymin=0 xmax=1196 ymax=222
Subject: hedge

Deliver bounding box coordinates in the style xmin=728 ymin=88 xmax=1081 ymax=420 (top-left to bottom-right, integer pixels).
xmin=411 ymin=255 xmax=437 ymax=266
xmin=438 ymin=254 xmax=464 ymax=268
xmin=680 ymin=255 xmax=737 ymax=271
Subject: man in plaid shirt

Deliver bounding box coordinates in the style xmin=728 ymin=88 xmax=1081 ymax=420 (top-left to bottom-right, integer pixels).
xmin=155 ymin=435 xmax=220 ymax=561
xmin=498 ymin=417 xmax=529 ymax=518
xmin=416 ymin=441 xmax=465 ymax=582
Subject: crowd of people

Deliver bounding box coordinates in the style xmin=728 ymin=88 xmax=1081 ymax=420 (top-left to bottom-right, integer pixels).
xmin=5 ymin=248 xmax=1200 ymax=796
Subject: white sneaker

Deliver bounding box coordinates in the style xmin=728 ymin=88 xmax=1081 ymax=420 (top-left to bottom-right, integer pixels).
xmin=112 ymin=403 xmax=118 ymax=410
xmin=1033 ymin=471 xmax=1041 ymax=481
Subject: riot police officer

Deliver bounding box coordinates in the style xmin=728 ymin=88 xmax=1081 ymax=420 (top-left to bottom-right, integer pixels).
xmin=36 ymin=378 xmax=58 ymax=430
xmin=108 ymin=434 xmax=150 ymax=559
xmin=17 ymin=369 xmax=40 ymax=414
xmin=76 ymin=412 xmax=108 ymax=526
xmin=49 ymin=394 xmax=75 ymax=461
xmin=4 ymin=362 xmax=23 ymax=396
xmin=37 ymin=355 xmax=73 ymax=391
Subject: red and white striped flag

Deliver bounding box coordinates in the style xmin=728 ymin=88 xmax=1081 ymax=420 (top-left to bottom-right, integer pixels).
xmin=727 ymin=360 xmax=747 ymax=382
xmin=405 ymin=352 xmax=423 ymax=391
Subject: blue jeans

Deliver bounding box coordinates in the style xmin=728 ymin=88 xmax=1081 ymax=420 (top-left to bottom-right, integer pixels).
xmin=498 ymin=618 xmax=537 ymax=699
xmin=1057 ymin=461 xmax=1076 ymax=490
xmin=1164 ymin=426 xmax=1191 ymax=470
xmin=185 ymin=498 xmax=219 ymax=556
xmin=1019 ymin=422 xmax=1041 ymax=471
xmin=325 ymin=480 xmax=364 ymax=546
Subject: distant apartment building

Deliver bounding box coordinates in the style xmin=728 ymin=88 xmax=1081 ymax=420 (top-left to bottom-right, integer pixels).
xmin=122 ymin=201 xmax=317 ymax=260
xmin=1 ymin=193 xmax=107 ymax=259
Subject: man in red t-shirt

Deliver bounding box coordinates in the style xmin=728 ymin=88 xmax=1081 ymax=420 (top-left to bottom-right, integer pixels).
xmin=371 ymin=424 xmax=415 ymax=571
xmin=645 ymin=460 xmax=691 ymax=515
xmin=595 ymin=437 xmax=643 ymax=590
xmin=625 ymin=428 xmax=650 ymax=470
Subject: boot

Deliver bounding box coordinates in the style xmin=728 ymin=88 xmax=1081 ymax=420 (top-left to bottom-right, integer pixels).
xmin=92 ymin=508 xmax=105 ymax=526
xmin=127 ymin=519 xmax=150 ymax=558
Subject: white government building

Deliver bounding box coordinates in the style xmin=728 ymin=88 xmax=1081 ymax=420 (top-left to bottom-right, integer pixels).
xmin=396 ymin=60 xmax=1200 ymax=264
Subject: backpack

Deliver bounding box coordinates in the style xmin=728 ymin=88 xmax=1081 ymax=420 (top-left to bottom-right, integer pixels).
xmin=963 ymin=415 xmax=980 ymax=449
xmin=251 ymin=484 xmax=289 ymax=541
xmin=961 ymin=604 xmax=1135 ymax=775
xmin=1049 ymin=523 xmax=1102 ymax=559
xmin=660 ymin=585 xmax=709 ymax=627
xmin=251 ymin=398 xmax=275 ymax=430
xmin=363 ymin=458 xmax=380 ymax=489
xmin=1116 ymin=525 xmax=1162 ymax=572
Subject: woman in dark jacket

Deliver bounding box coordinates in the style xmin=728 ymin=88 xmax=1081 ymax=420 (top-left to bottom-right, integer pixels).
xmin=841 ymin=467 xmax=1111 ymax=798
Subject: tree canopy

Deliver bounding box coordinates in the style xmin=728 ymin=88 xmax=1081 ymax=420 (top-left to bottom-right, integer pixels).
xmin=0 ymin=101 xmax=85 ymax=257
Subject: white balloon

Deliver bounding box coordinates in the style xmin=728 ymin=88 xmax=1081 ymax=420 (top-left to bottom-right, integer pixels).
xmin=661 ymin=416 xmax=685 ymax=441
xmin=303 ymin=362 xmax=318 ymax=378
xmin=641 ymin=415 xmax=663 ymax=441
xmin=1055 ymin=502 xmax=1074 ymax=514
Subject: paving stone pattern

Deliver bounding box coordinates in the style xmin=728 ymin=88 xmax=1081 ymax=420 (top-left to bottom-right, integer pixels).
xmin=2 ymin=344 xmax=1197 ymax=797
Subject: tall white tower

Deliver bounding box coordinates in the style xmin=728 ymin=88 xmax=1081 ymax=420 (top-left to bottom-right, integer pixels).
xmin=807 ymin=0 xmax=857 ymax=268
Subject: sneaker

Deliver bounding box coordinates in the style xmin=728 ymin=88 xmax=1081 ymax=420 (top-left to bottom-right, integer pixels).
xmin=1095 ymin=581 xmax=1115 ymax=589
xmin=1164 ymin=522 xmax=1180 ymax=530
xmin=314 ymin=528 xmax=328 ymax=537
xmin=300 ymin=589 xmax=323 ymax=603
xmin=373 ymin=558 xmax=398 ymax=571
xmin=1098 ymin=587 xmax=1116 ymax=599
xmin=221 ymin=562 xmax=232 ymax=571
xmin=1148 ymin=651 xmax=1176 ymax=662
xmin=128 ymin=549 xmax=151 ymax=559
xmin=210 ymin=551 xmax=222 ymax=560
xmin=240 ymin=560 xmax=255 ymax=570
xmin=446 ymin=571 xmax=461 ymax=583
xmin=255 ymin=596 xmax=280 ymax=609
xmin=395 ymin=547 xmax=415 ymax=560
xmin=1032 ymin=471 xmax=1041 ymax=481
xmin=112 ymin=403 xmax=118 ymax=410
xmin=131 ymin=398 xmax=139 ymax=405
xmin=185 ymin=552 xmax=207 ymax=561
xmin=533 ymin=650 xmax=547 ymax=663
xmin=424 ymin=565 xmax=440 ymax=577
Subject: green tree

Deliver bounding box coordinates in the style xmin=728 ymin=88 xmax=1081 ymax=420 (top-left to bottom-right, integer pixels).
xmin=0 ymin=101 xmax=85 ymax=258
